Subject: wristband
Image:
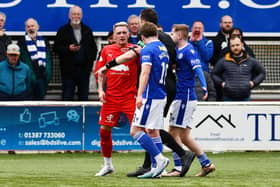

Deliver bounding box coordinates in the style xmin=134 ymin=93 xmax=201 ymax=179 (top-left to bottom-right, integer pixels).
xmin=105 ymin=59 xmax=118 ymax=69
xmin=129 ymin=46 xmax=139 ymax=57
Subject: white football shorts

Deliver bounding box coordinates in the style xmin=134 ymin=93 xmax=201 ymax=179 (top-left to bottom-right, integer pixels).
xmin=132 ymin=98 xmax=166 ymax=130
xmin=168 ymin=99 xmax=197 ymax=128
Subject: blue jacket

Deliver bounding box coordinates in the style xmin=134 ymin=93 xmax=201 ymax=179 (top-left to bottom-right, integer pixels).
xmin=189 ymin=37 xmax=213 ymax=72
xmin=0 ymin=60 xmax=31 ymax=96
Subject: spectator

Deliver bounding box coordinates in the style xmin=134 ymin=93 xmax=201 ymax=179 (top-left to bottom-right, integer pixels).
xmin=55 ymin=5 xmax=98 ymax=101
xmin=0 ymin=44 xmax=31 ymax=100
xmin=18 ymin=18 xmax=52 ymax=100
xmin=220 ymin=27 xmax=255 ymax=58
xmin=211 ymin=15 xmax=233 ymax=101
xmin=189 ymin=20 xmax=216 ymax=101
xmin=127 ymin=14 xmax=141 ymax=45
xmin=0 ymin=11 xmax=11 ymax=61
xmin=106 ymin=30 xmax=115 ymax=45
xmin=211 ymin=37 xmax=266 ymax=101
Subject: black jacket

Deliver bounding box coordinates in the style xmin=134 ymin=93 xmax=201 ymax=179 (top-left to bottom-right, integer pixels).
xmin=210 ymin=31 xmax=228 ymax=66
xmin=54 ymin=22 xmax=97 ymax=79
xmin=211 ymin=52 xmax=266 ymax=100
xmin=0 ymin=34 xmax=12 ymax=61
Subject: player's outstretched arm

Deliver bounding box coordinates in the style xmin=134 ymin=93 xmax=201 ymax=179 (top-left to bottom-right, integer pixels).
xmin=96 ymin=45 xmax=141 ymax=78
xmin=194 ymin=67 xmax=208 ymax=101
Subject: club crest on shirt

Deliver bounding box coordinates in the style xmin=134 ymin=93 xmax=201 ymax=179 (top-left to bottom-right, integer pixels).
xmin=178 ymin=53 xmax=183 ymax=59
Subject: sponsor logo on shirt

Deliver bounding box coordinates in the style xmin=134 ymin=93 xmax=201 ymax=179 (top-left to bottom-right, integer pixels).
xmin=111 ymin=64 xmax=129 ymax=71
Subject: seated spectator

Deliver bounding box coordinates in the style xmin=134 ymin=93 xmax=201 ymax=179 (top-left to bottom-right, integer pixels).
xmin=220 ymin=27 xmax=255 ymax=58
xmin=211 ymin=37 xmax=265 ymax=101
xmin=0 ymin=44 xmax=31 ymax=101
xmin=18 ymin=18 xmax=52 ymax=100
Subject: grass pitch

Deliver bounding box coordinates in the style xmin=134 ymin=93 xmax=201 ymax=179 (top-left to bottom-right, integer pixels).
xmin=0 ymin=151 xmax=279 ymax=187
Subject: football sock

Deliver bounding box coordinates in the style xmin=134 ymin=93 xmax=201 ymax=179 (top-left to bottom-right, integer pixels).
xmin=100 ymin=128 xmax=112 ymax=158
xmin=160 ymin=129 xmax=186 ymax=157
xmin=133 ymin=131 xmax=160 ymax=158
xmin=198 ymin=153 xmax=211 ymax=167
xmin=173 ymin=152 xmax=182 ymax=170
xmin=104 ymin=157 xmax=113 ymax=168
xmin=142 ymin=151 xmax=152 ymax=169
xmin=151 ymin=136 xmax=163 ymax=167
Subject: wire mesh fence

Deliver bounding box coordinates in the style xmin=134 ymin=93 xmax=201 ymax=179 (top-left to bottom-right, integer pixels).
xmin=14 ymin=36 xmax=279 ymax=100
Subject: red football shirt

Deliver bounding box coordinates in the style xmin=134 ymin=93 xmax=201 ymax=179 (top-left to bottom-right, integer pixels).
xmin=95 ymin=43 xmax=139 ymax=99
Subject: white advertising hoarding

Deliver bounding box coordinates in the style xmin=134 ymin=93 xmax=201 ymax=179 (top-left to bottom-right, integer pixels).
xmin=191 ymin=102 xmax=280 ymax=151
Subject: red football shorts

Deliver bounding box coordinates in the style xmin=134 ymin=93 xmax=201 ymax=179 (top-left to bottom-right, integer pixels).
xmin=99 ymin=96 xmax=136 ymax=127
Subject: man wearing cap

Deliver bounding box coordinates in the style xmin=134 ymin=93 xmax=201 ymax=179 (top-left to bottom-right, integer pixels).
xmin=0 ymin=43 xmax=31 ymax=100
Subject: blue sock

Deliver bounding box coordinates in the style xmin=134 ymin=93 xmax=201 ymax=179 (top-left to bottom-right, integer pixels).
xmin=198 ymin=153 xmax=211 ymax=167
xmin=133 ymin=131 xmax=160 ymax=158
xmin=172 ymin=152 xmax=182 ymax=167
xmin=151 ymin=136 xmax=163 ymax=168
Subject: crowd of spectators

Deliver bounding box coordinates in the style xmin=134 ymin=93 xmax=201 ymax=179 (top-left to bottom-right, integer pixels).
xmin=0 ymin=7 xmax=265 ymax=102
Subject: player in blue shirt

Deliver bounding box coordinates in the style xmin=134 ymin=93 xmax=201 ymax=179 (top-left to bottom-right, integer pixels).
xmin=164 ymin=24 xmax=216 ymax=177
xmin=130 ymin=22 xmax=170 ymax=178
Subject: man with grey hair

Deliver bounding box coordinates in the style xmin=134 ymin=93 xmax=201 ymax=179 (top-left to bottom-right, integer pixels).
xmin=127 ymin=14 xmax=140 ymax=44
xmin=55 ymin=5 xmax=98 ymax=101
xmin=18 ymin=18 xmax=52 ymax=100
xmin=0 ymin=11 xmax=11 ymax=61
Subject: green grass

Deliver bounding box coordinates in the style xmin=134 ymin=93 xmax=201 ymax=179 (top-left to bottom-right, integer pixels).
xmin=0 ymin=151 xmax=279 ymax=187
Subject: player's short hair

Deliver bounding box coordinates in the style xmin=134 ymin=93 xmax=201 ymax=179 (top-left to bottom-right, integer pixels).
xmin=172 ymin=24 xmax=189 ymax=40
xmin=140 ymin=22 xmax=158 ymax=38
xmin=113 ymin=21 xmax=128 ymax=31
xmin=140 ymin=8 xmax=158 ymax=25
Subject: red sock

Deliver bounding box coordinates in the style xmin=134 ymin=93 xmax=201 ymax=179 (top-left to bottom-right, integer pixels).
xmin=100 ymin=128 xmax=112 ymax=158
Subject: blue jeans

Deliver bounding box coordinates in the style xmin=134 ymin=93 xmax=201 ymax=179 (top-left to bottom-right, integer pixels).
xmin=62 ymin=78 xmax=89 ymax=101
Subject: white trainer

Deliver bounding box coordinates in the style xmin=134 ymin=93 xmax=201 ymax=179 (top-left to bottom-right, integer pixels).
xmin=95 ymin=166 xmax=114 ymax=176
xmin=152 ymin=157 xmax=169 ymax=178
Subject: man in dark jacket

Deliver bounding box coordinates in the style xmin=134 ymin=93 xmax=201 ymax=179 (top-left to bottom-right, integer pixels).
xmin=211 ymin=15 xmax=233 ymax=101
xmin=211 ymin=37 xmax=265 ymax=101
xmin=55 ymin=5 xmax=97 ymax=101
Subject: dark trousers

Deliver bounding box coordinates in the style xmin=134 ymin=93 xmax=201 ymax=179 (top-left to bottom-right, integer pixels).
xmin=62 ymin=77 xmax=90 ymax=101
xmin=0 ymin=91 xmax=31 ymax=101
xmin=31 ymin=79 xmax=48 ymax=100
